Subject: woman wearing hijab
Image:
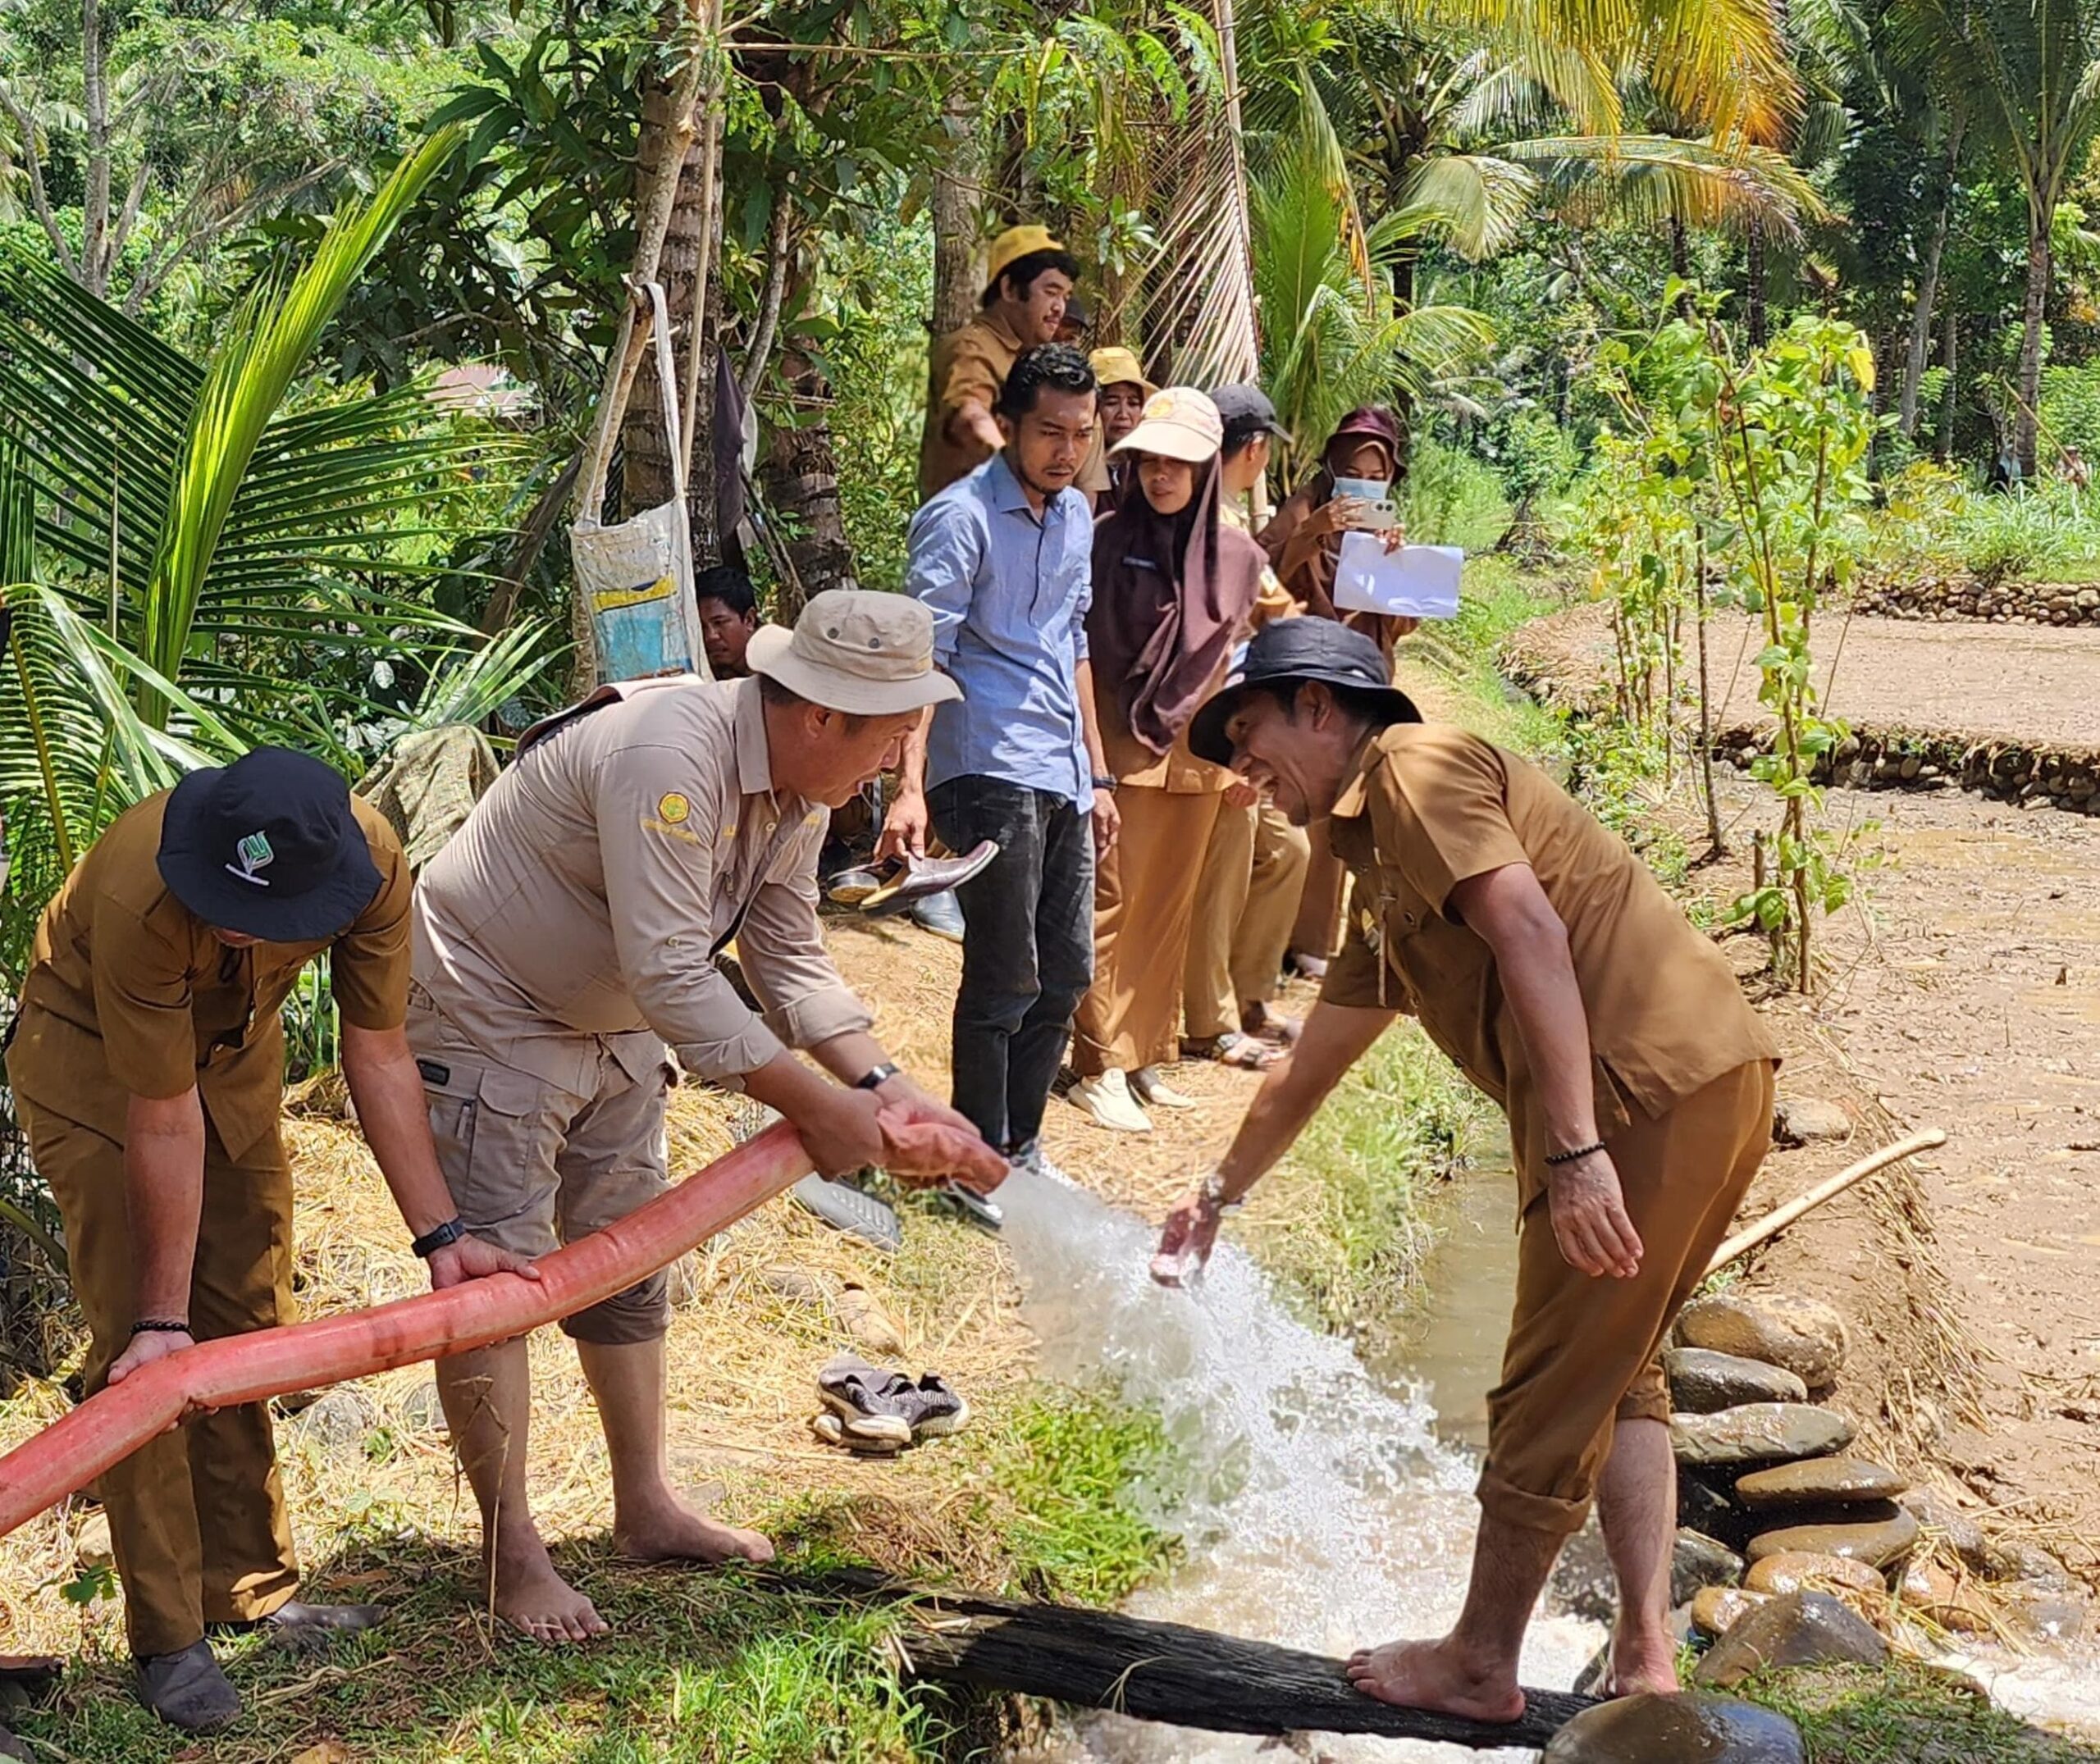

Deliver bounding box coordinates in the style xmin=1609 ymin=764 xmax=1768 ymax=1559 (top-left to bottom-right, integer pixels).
xmin=1258 ymin=406 xmax=1419 ymax=978
xmin=1067 ymin=388 xmax=1294 ymax=1133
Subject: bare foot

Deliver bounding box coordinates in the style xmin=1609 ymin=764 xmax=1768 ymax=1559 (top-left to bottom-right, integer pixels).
xmin=487 ymin=1527 xmax=609 ymax=1645
xmin=1606 ymin=1626 xmax=1680 ymax=1698
xmin=1344 ymin=1637 xmax=1526 ymax=1724
xmin=614 ymin=1497 xmax=775 ymax=1567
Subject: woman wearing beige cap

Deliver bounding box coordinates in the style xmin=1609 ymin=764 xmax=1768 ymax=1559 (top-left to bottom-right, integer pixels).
xmin=1067 ymin=389 xmax=1296 ymax=1133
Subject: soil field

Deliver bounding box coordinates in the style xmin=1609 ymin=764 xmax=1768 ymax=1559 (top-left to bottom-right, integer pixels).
xmin=1514 ymin=613 xmax=2100 ymax=1579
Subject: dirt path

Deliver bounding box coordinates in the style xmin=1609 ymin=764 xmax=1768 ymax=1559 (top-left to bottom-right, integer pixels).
xmin=1514 ymin=609 xmax=2100 ymax=1575
xmin=1516 ymin=604 xmax=2100 ymax=750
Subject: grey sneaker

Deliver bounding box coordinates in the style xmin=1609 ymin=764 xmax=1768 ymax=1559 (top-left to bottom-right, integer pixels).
xmin=135 ymin=1640 xmax=240 ymax=1732
xmin=264 ymin=1600 xmax=385 ymax=1634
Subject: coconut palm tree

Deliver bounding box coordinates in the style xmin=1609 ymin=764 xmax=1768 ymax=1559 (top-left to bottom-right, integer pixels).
xmin=1888 ymin=0 xmax=2100 ymax=475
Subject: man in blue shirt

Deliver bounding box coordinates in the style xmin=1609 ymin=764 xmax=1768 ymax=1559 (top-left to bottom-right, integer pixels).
xmin=883 ymin=344 xmax=1119 ymax=1178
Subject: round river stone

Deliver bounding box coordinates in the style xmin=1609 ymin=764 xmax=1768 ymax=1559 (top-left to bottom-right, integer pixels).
xmin=1673 ymin=1529 xmax=1747 ymax=1603
xmin=1545 ymin=1691 xmax=1805 ymax=1762
xmin=1665 ymin=1347 xmax=1810 ymax=1415
xmin=1676 ymin=1293 xmax=1848 ymax=1390
xmin=1691 ymin=1585 xmax=1769 ymax=1637
xmin=1692 ymin=1591 xmax=1888 ymax=1690
xmin=1746 ymin=1550 xmax=1886 ymax=1598
xmin=1746 ymin=1506 xmax=1921 ymax=1569
xmin=1670 ymin=1403 xmax=1855 ymax=1468
xmin=1735 ymin=1457 xmax=1907 ymax=1510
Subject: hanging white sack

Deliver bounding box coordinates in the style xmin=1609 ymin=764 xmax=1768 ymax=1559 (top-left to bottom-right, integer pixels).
xmin=571 ymin=281 xmax=711 ymax=683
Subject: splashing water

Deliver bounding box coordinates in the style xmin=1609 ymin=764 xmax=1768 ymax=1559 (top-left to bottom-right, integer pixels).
xmin=995 ymin=1163 xmax=1602 ymax=1761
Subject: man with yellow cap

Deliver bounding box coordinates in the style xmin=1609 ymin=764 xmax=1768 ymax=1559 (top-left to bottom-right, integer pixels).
xmin=918 ymin=226 xmax=1082 ymax=500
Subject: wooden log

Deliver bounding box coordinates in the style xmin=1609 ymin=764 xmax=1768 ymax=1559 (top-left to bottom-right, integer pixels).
xmin=778 ymin=1570 xmax=1595 ymax=1748
xmin=1705 ymin=1128 xmax=1947 ymax=1275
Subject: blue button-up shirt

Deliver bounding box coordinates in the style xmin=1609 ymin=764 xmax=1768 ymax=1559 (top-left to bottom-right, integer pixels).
xmin=906 ymin=452 xmax=1093 ymax=809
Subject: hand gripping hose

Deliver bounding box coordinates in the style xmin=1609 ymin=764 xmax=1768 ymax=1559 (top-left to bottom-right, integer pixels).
xmin=0 ymin=1111 xmax=1007 ymax=1541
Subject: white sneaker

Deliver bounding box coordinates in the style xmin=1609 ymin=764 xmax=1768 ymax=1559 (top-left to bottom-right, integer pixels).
xmin=1069 ymin=1069 xmax=1153 ymax=1133
xmin=1131 ymin=1066 xmax=1200 ymax=1110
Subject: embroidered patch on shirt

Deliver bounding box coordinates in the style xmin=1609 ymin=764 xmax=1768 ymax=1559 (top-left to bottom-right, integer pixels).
xmin=656 ymin=792 xmax=691 ymax=824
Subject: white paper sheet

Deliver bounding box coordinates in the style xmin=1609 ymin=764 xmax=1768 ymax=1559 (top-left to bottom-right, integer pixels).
xmin=1330 ymin=532 xmax=1463 ymax=619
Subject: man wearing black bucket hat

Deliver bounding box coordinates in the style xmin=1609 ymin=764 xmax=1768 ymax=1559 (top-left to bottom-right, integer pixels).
xmin=6 ymin=748 xmax=536 ymax=1733
xmin=1154 ymin=618 xmax=1779 ymax=1725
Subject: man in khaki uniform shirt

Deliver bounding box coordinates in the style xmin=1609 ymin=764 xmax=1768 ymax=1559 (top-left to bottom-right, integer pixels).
xmin=5 ymin=749 xmax=529 ymax=1731
xmin=1156 ymin=620 xmax=1779 ymax=1727
xmin=918 ymin=224 xmax=1081 ymax=501
xmin=409 ymin=590 xmax=982 ymax=1643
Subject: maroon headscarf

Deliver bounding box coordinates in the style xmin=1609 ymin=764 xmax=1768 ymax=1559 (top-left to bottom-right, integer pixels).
xmin=1088 ymin=457 xmax=1271 ymax=755
xmin=1258 ymin=405 xmax=1408 ymax=655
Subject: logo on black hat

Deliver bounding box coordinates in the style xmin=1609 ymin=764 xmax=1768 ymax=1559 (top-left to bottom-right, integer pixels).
xmin=225 ymin=830 xmax=275 ymax=888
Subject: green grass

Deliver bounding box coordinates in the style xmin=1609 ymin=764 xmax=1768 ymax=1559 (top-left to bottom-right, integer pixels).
xmin=1741 ymin=1661 xmax=2100 ymax=1763
xmin=7 ymin=1388 xmax=1176 ymax=1764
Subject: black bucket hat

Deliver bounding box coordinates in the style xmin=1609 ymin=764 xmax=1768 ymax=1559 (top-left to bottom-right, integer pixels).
xmin=1189 ymin=618 xmax=1421 ymax=769
xmin=157 ymin=748 xmax=381 ymax=942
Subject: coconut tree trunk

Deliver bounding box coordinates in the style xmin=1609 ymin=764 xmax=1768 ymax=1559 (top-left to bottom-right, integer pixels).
xmin=623 ymin=75 xmax=717 ymax=550
xmin=2015 ymin=207 xmax=2051 ymax=480
xmin=757 ymin=230 xmax=859 ymax=618
xmin=934 ymin=86 xmax=984 ymax=336
xmin=1900 ymin=131 xmax=1961 ymax=442
xmin=1745 ymin=220 xmax=1767 ymax=347
xmin=1937 ymin=304 xmax=1958 ymax=462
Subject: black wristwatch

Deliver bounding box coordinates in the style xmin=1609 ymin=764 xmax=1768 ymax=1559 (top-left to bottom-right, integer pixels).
xmin=411 ymin=1216 xmax=469 ymax=1259
xmin=1091 ymin=774 xmax=1118 ymax=793
xmin=853 ymin=1061 xmax=902 ymax=1092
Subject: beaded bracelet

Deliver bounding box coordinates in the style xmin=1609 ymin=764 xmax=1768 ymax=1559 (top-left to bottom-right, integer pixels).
xmin=1545 ymin=1141 xmax=1607 ymax=1167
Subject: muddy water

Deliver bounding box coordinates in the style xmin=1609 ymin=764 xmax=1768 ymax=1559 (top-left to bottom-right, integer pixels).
xmin=998 ymin=1160 xmax=1600 ymax=1762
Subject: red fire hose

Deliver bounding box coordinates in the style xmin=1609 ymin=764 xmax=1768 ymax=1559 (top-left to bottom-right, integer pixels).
xmin=0 ymin=1111 xmax=1004 ymax=1542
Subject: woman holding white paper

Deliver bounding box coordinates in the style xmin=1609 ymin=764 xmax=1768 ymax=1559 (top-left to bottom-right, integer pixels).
xmin=1259 ymin=406 xmax=1418 ymax=973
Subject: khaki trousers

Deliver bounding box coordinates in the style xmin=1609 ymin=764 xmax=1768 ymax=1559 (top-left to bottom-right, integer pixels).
xmin=1480 ymin=1059 xmax=1777 ymax=1538
xmin=1071 ymin=786 xmax=1221 ymax=1077
xmin=21 ymin=1099 xmax=299 ymax=1658
xmin=1184 ymin=800 xmax=1312 ymax=1041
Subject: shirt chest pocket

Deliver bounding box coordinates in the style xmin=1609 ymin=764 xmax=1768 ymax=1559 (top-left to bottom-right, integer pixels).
xmin=1356 ymin=874 xmax=1435 ymax=1008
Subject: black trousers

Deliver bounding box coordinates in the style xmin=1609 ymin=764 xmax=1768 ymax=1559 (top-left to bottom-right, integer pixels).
xmin=929 ymin=776 xmax=1094 ymax=1153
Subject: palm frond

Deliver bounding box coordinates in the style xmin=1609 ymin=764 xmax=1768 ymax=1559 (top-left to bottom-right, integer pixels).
xmin=1505 ymin=132 xmax=1826 ymax=239
xmin=139 ymin=124 xmax=467 ymax=725
xmin=1399 ymin=153 xmax=1541 ymax=259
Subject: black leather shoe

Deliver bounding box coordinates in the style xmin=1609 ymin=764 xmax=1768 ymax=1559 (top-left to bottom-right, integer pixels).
xmin=135 ymin=1641 xmax=240 ymax=1732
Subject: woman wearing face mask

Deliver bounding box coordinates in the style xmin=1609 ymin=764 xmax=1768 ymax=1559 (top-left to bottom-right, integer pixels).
xmin=1259 ymin=406 xmax=1418 ymax=979
xmin=1262 ymin=406 xmax=1418 ymax=659
xmin=1067 ymin=388 xmax=1294 ymax=1133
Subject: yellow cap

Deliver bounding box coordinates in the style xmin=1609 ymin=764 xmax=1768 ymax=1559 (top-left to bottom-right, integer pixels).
xmin=986 ymin=225 xmax=1068 ymax=294
xmin=1089 ymin=346 xmax=1157 ymax=397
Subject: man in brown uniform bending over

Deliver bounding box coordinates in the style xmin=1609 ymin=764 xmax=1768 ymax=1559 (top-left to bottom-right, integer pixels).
xmin=1154 ymin=620 xmax=1778 ymax=1723
xmin=5 ymin=749 xmax=532 ymax=1730
xmin=409 ymin=590 xmax=991 ymax=1643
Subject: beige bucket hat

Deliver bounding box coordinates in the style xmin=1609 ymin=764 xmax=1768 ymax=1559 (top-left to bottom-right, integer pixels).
xmin=1112 ymin=385 xmax=1224 ymax=463
xmin=747 ymin=590 xmax=962 ymax=715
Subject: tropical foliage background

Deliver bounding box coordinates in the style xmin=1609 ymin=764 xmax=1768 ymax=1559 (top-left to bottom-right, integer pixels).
xmin=9 ymin=0 xmax=2100 ymax=992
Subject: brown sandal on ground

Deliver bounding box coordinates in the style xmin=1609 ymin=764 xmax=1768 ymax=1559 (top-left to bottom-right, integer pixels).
xmin=1241 ymin=1004 xmax=1302 ymax=1046
xmin=1180 ymin=1032 xmax=1283 ymax=1071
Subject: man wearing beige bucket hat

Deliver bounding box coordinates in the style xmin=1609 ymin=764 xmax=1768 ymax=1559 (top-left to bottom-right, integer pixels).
xmin=404 ymin=590 xmax=994 ymax=1644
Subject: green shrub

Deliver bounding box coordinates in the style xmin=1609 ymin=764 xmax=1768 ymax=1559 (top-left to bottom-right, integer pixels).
xmin=1404 ymin=437 xmax=1513 ymax=552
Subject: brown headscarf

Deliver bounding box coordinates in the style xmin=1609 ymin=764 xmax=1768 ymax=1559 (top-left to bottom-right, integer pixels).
xmin=1088 ymin=457 xmax=1271 ymax=755
xmin=1258 ymin=405 xmax=1411 ymax=656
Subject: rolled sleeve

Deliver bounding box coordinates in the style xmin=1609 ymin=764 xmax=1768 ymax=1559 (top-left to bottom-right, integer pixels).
xmin=735 ymin=820 xmax=874 ymax=1051
xmin=907 ymin=496 xmax=983 ymax=668
xmin=89 ymin=902 xmax=197 ymax=1101
xmin=938 ymin=331 xmax=1004 ymax=422
xmin=594 ymin=746 xmax=786 ymax=1083
xmin=1379 ymin=732 xmax=1532 ymax=920
xmin=329 ymin=814 xmax=413 ymax=1031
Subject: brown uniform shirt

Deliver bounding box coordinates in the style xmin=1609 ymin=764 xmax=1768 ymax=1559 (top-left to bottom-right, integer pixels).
xmin=1319 ymin=723 xmax=1778 ymax=1206
xmin=919 ymin=308 xmax=1112 ymax=503
xmin=7 ymin=793 xmax=412 ymax=1160
xmin=409 ymin=674 xmax=872 ymax=1096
